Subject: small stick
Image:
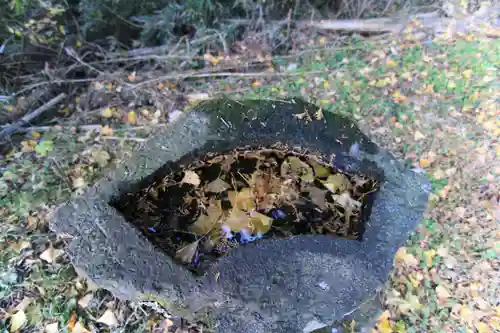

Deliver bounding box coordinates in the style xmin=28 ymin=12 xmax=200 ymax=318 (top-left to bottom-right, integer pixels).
xmin=132 ymin=69 xmax=325 ymax=89
xmin=0 ymin=93 xmax=67 ymax=140
xmin=11 ymin=123 xmax=168 ymax=133
xmin=101 ymin=136 xmax=147 ymax=142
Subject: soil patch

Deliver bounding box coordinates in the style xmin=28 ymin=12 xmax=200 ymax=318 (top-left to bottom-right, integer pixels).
xmin=112 ymin=147 xmax=379 ymax=274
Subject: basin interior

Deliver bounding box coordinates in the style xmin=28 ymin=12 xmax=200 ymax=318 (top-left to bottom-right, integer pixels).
xmin=111 ymin=147 xmax=380 ymax=274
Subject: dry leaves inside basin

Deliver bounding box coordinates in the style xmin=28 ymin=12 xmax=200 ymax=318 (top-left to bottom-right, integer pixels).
xmin=113 ymin=148 xmax=379 ymax=273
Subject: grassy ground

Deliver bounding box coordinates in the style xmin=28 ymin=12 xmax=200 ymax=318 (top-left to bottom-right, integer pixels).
xmin=1 ymin=23 xmax=499 ymax=333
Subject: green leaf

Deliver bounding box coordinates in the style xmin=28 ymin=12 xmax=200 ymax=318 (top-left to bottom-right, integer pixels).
xmin=35 ymin=140 xmax=53 ymax=156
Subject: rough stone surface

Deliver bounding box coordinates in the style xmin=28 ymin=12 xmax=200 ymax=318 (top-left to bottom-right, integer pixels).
xmin=51 ymin=98 xmax=430 ymax=333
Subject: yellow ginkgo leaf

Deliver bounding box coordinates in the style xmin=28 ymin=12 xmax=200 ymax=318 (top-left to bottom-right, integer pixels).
xmin=386 ymin=59 xmax=397 ymax=68
xmin=101 ymin=107 xmax=113 ymax=118
xmin=474 ymin=322 xmax=493 ymax=333
xmin=463 ymin=69 xmax=472 ymax=80
xmin=424 ymin=249 xmax=436 ymax=267
xmin=127 ymin=111 xmax=137 ymax=125
xmin=376 ymin=311 xmax=393 ymax=333
xmin=10 ymin=310 xmax=27 ymax=332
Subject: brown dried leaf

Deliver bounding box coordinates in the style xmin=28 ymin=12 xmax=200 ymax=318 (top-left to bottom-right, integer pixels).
xmin=44 ymin=322 xmax=59 ymax=333
xmin=72 ymin=322 xmax=91 ymax=333
xmin=322 ymin=174 xmax=352 ymax=193
xmin=190 ymin=203 xmax=222 ymax=235
xmin=206 ymin=178 xmax=231 ymax=193
xmin=100 ymin=125 xmax=113 ymax=136
xmin=181 ymin=171 xmax=200 ymax=187
xmin=175 ymin=242 xmax=199 ymax=264
xmin=305 ymin=186 xmax=327 ymax=209
xmin=97 ymin=309 xmax=119 ymax=327
xmin=39 ymin=244 xmax=64 ymax=264
xmin=252 ymin=172 xmax=270 ymax=200
xmin=77 ymin=293 xmax=93 ymax=309
xmin=332 ymin=192 xmax=361 ymax=224
xmin=436 ymin=285 xmax=451 ymax=300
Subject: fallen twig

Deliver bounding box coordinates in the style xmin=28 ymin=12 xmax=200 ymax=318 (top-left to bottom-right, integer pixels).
xmin=298 ymin=18 xmax=405 ymax=33
xmin=0 ymin=93 xmax=67 ymax=140
xmin=12 ymin=123 xmax=168 ymax=133
xmin=101 ymin=136 xmax=147 ymax=142
xmin=132 ymin=69 xmax=325 ymax=89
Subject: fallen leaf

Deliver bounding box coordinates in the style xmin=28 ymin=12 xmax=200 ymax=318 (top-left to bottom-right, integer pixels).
xmin=77 ymin=293 xmax=93 ymax=309
xmin=92 ymin=150 xmax=110 ymax=168
xmin=161 ymin=318 xmax=174 ymax=331
xmin=436 ymin=285 xmax=451 ymax=300
xmin=423 ymin=249 xmax=436 ymax=267
xmin=310 ymin=160 xmax=330 ymax=178
xmin=376 ymin=310 xmax=392 ymax=333
xmin=474 ymin=322 xmax=492 ymax=333
xmin=26 ymin=215 xmax=38 ymax=231
xmin=39 ymin=244 xmax=64 ymax=263
xmin=432 ymin=169 xmax=446 ymax=180
xmin=419 ymin=158 xmax=432 ymax=168
xmin=35 ymin=140 xmax=53 ymax=156
xmin=293 ymin=112 xmax=311 ymax=121
xmin=402 ymin=71 xmax=412 ymax=81
xmin=190 ymin=203 xmax=222 ymax=235
xmin=203 ymin=53 xmax=220 ymax=66
xmin=15 ymin=297 xmax=33 ymax=311
xmin=44 ymin=322 xmax=59 ymax=333
xmin=31 ymin=131 xmax=41 ymax=139
xmin=127 ymin=111 xmax=137 ymax=125
xmin=206 ymin=178 xmax=231 ymax=193
xmin=392 ymin=90 xmax=408 ymax=104
xmin=67 ymin=312 xmax=77 ymax=331
xmin=282 ymin=156 xmax=314 ymax=181
xmin=395 ymin=247 xmax=419 ymax=267
xmin=414 ymin=131 xmax=425 ymax=141
xmin=306 ymin=186 xmax=327 ymax=209
xmin=101 ymin=107 xmax=113 ymax=118
xmin=386 ymin=59 xmax=397 ymax=67
xmin=100 ymin=125 xmax=113 ymax=136
xmin=175 ymin=242 xmax=199 ymax=264
xmin=127 ymin=71 xmax=136 ymax=82
xmin=423 ymin=84 xmax=434 ymax=94
xmin=21 ymin=139 xmax=37 ymax=153
xmin=322 ymin=174 xmax=352 ymax=193
xmin=72 ymin=322 xmax=91 ymax=333
xmin=72 ymin=177 xmax=86 ymax=189
xmin=10 ymin=310 xmax=27 ymax=332
xmin=459 ymin=305 xmax=474 ymax=326
xmin=463 ymin=69 xmax=472 ymax=80
xmin=249 ymin=211 xmax=272 ymax=234
xmin=224 ymin=208 xmax=251 ymax=232
xmin=228 ymin=188 xmax=255 ymax=211
xmin=97 ymin=309 xmax=119 ymax=327
xmin=181 ymin=171 xmax=200 ymax=187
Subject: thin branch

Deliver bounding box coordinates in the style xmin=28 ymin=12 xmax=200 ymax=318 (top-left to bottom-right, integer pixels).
xmin=0 ymin=93 xmax=67 ymax=140
xmin=132 ymin=69 xmax=325 ymax=89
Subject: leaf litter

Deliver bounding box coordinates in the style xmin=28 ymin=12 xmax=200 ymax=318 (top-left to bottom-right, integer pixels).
xmin=114 ymin=148 xmax=379 ymax=274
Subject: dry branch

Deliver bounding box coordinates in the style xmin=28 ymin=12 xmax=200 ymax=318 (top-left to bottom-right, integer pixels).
xmin=0 ymin=93 xmax=67 ymax=140
xmin=298 ymin=18 xmax=405 ymax=33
